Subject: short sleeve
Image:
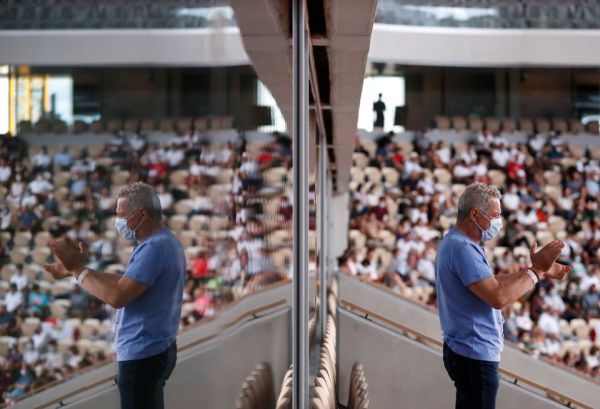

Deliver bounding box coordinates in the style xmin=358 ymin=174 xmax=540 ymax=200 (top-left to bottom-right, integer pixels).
xmin=124 ymin=242 xmax=163 ymax=286
xmin=451 ymin=242 xmax=492 ymax=287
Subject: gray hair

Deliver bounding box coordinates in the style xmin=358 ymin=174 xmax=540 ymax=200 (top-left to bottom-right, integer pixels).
xmin=457 ymin=183 xmax=502 ymax=221
xmin=117 ymin=182 xmax=162 ymax=219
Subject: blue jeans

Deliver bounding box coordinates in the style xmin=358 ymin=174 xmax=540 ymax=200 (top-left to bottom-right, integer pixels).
xmin=443 ymin=343 xmax=499 ymax=409
xmin=117 ymin=342 xmax=177 ymax=409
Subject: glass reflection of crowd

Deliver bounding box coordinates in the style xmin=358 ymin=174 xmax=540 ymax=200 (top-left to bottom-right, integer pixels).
xmin=0 ymin=129 xmax=294 ymax=405
xmin=341 ymin=129 xmax=600 ymax=381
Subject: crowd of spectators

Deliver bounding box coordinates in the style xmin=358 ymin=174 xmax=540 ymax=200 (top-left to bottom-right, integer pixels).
xmin=0 ymin=128 xmax=296 ymax=405
xmin=340 ymin=128 xmax=600 ymax=380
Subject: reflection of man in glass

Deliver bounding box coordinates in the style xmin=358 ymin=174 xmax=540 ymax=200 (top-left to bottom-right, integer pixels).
xmin=373 ymin=93 xmax=386 ymax=129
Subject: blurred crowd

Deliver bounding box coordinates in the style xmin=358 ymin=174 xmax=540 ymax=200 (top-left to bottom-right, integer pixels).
xmin=340 ymin=128 xmax=600 ymax=380
xmin=0 ymin=128 xmax=295 ymax=405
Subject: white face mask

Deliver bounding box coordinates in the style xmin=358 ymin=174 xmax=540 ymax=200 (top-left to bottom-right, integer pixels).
xmin=114 ymin=209 xmax=143 ymax=241
xmin=476 ymin=211 xmax=503 ymax=242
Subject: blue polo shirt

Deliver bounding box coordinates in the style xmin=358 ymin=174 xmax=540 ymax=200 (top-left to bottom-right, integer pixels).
xmin=435 ymin=227 xmax=504 ymax=362
xmin=114 ymin=228 xmax=185 ymax=361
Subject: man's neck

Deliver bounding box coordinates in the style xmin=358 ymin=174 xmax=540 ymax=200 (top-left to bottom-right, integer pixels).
xmin=454 ymin=220 xmax=482 ymax=244
xmin=136 ymin=220 xmax=164 ymax=243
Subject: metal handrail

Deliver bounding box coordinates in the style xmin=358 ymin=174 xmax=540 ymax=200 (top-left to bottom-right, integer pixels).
xmin=339 ymin=299 xmax=594 ymax=409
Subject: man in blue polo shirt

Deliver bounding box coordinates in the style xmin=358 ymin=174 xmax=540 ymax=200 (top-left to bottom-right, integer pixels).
xmin=436 ymin=183 xmax=571 ymax=409
xmin=45 ymin=182 xmax=185 ymax=409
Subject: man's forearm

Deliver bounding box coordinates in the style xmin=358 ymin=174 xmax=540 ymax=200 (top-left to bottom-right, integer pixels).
xmin=495 ymin=269 xmax=536 ymax=305
xmin=77 ymin=269 xmax=123 ymax=308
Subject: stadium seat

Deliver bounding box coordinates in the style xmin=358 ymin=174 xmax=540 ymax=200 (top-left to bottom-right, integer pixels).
xmin=194 ymin=117 xmax=208 ymax=132
xmin=10 ymin=248 xmax=28 ymax=264
xmin=353 ymin=153 xmax=369 ymax=169
xmin=434 ymin=116 xmax=450 ymax=131
xmin=140 ymin=117 xmax=157 ymax=133
xmin=543 ymin=170 xmax=562 ymax=186
xmin=519 ymin=118 xmax=534 ymax=134
xmin=483 ymin=117 xmax=501 ymax=134
xmin=451 ymin=116 xmax=467 ymax=131
xmin=501 ymin=118 xmax=517 ymax=134
xmin=568 ymin=118 xmax=584 ymax=134
xmin=106 ymin=118 xmax=123 ymax=133
xmin=552 ymin=118 xmax=568 ymax=133
xmin=468 ymin=117 xmax=483 ymax=133
xmin=123 ymin=118 xmax=139 ymax=134
xmin=535 ymin=118 xmax=551 ymax=134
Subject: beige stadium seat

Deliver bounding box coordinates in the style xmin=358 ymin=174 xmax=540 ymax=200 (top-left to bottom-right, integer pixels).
xmin=119 ymin=246 xmax=134 ymax=265
xmin=548 ymin=216 xmax=567 ymax=234
xmin=174 ymin=199 xmax=195 ymax=215
xmin=535 ymin=230 xmax=554 ymax=246
xmin=552 ymin=118 xmax=568 ymax=133
xmin=111 ymin=170 xmax=130 ymax=185
xmin=14 ymin=231 xmax=32 ymax=247
xmin=468 ymin=117 xmax=483 ymax=133
xmin=140 ymin=117 xmax=157 ymax=133
xmin=569 ymin=144 xmax=585 ymax=159
xmin=264 ymin=167 xmax=287 ymax=187
xmin=568 ymin=118 xmax=584 ymax=134
xmin=77 ymin=339 xmax=93 ymax=354
xmin=433 ymin=168 xmax=452 ymax=185
xmin=0 ymin=337 xmax=15 ymax=356
xmin=169 ymin=215 xmax=188 ymax=232
xmin=381 ymin=167 xmax=399 ymax=187
xmin=501 ymin=118 xmax=517 ymax=134
xmin=519 ymin=118 xmax=534 ymax=134
xmin=80 ymin=319 xmax=101 ymax=339
xmin=123 ymin=118 xmax=140 ymax=134
xmin=0 ymin=264 xmax=15 ymax=281
xmin=543 ymin=185 xmax=561 ymax=202
xmin=177 ymin=230 xmax=196 ymax=248
xmin=361 ymin=140 xmax=376 ymax=158
xmin=169 ymin=169 xmax=189 ymax=186
xmin=364 ymin=167 xmax=382 ymax=184
xmin=189 ymin=215 xmax=210 ymax=233
xmin=570 ymin=319 xmax=590 ymax=341
xmin=451 ymin=116 xmax=467 ymax=131
xmin=175 ymin=117 xmax=193 ymax=132
xmin=543 ymin=170 xmax=562 ymax=186
xmin=590 ymin=146 xmax=600 ymax=161
xmin=106 ymin=118 xmax=123 ymax=133
xmin=434 ymin=116 xmax=450 ymax=131
xmin=159 ymin=118 xmax=174 ymax=134
xmin=10 ymin=248 xmax=28 ymax=265
xmin=50 ymin=300 xmax=71 ymax=320
xmin=216 ymin=168 xmax=234 ymax=184
xmin=535 ymin=118 xmax=551 ymax=134
xmin=32 ymin=247 xmax=52 ymax=265
xmin=73 ymin=120 xmax=89 ymax=134
xmin=194 ymin=117 xmax=208 ymax=132
xmin=353 ymin=153 xmax=369 ymax=169
xmin=484 ymin=117 xmax=501 ymax=134
xmin=453 ymin=141 xmax=468 ymax=155
xmin=350 ymin=167 xmax=365 ymax=183
xmin=90 ymin=119 xmax=104 ymax=134
xmin=348 ymin=230 xmax=366 ymax=250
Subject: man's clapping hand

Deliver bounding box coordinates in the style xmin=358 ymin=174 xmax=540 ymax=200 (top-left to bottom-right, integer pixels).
xmin=530 ymin=240 xmax=571 ymax=281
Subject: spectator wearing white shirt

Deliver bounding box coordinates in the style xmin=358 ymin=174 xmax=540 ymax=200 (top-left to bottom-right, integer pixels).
xmin=4 ymin=284 xmax=22 ymax=314
xmin=9 ymin=266 xmax=27 ymax=291
xmin=32 ymin=146 xmax=52 ymax=174
xmin=537 ymin=307 xmax=561 ymax=336
xmin=502 ymin=185 xmax=520 ymax=213
xmin=0 ymin=158 xmax=11 ymax=183
xmin=28 ymin=174 xmax=54 ymax=198
xmin=492 ymin=143 xmax=511 ymax=168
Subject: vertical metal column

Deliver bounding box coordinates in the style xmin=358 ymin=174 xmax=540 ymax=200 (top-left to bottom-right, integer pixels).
xmin=292 ymin=0 xmax=309 ymax=408
xmin=318 ymin=135 xmax=328 ymax=337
